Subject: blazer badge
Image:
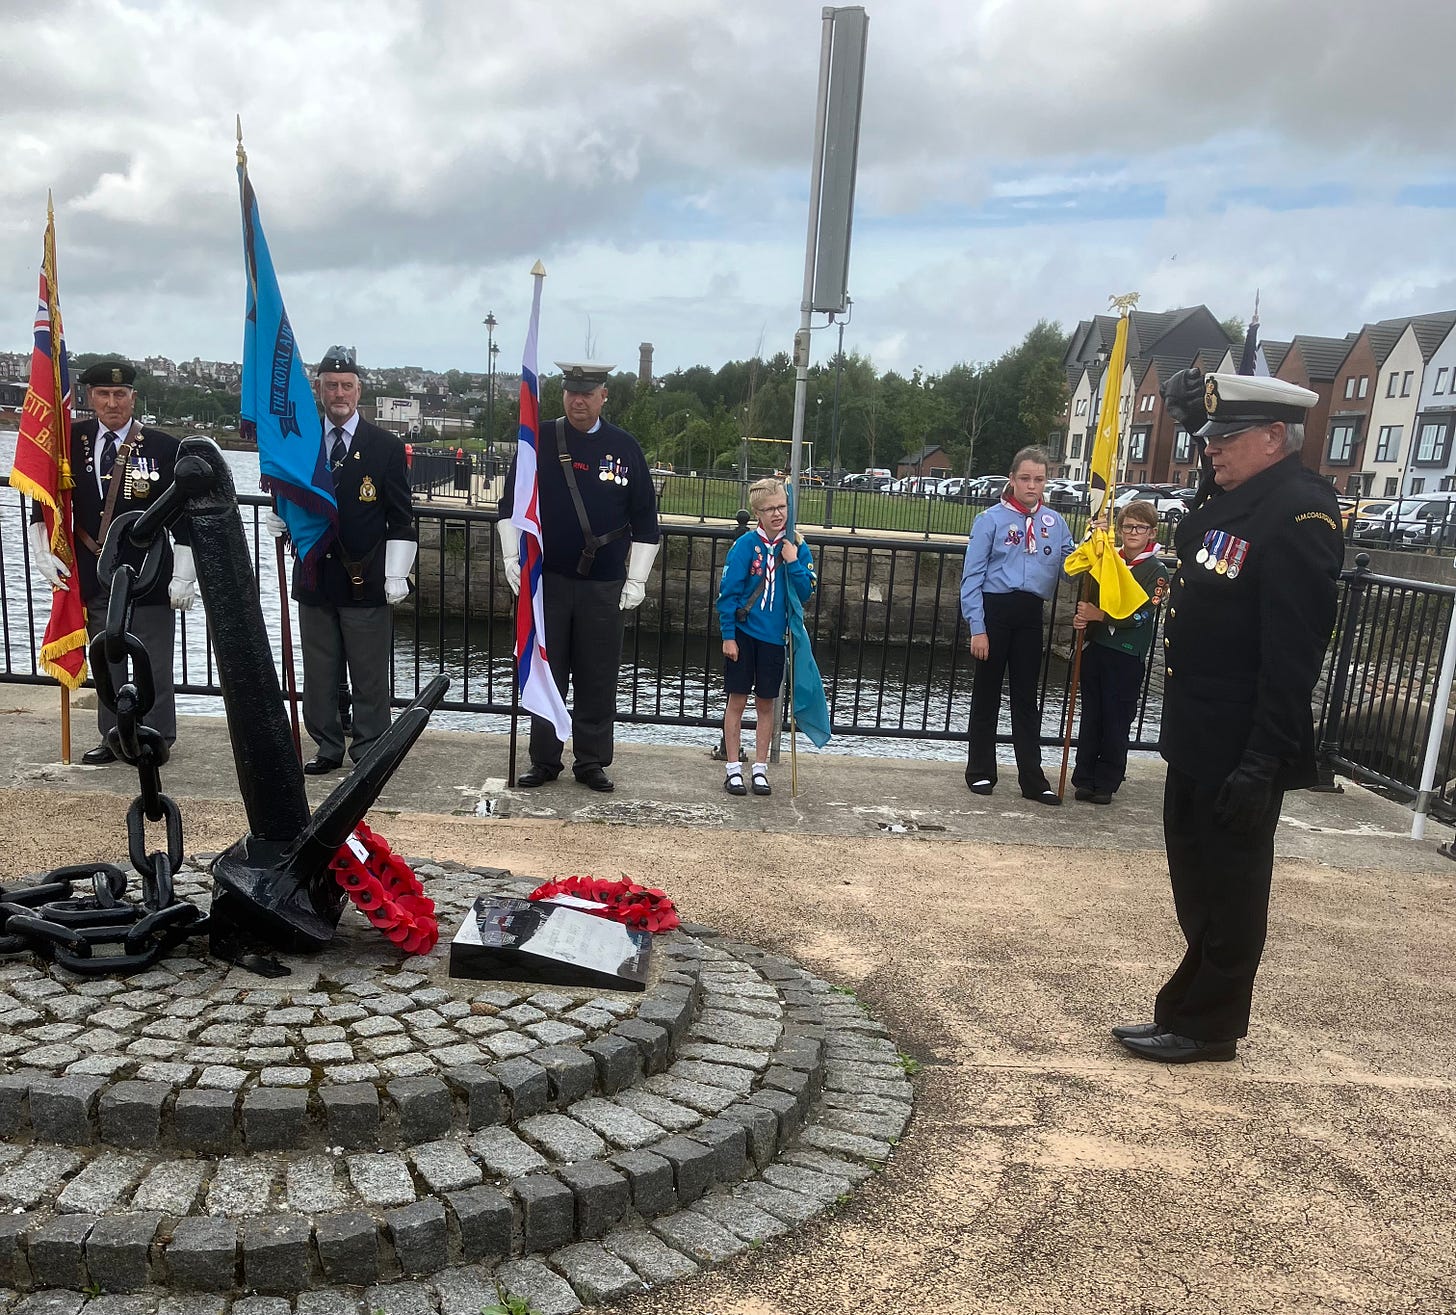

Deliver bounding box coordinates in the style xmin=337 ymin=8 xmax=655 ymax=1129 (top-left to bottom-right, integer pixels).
xmin=359 ymin=475 xmax=378 ymax=504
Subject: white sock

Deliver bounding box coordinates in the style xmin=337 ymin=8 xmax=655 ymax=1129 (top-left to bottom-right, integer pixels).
xmin=726 ymin=763 xmax=742 ymax=778
xmin=752 ymin=762 xmax=768 ymax=774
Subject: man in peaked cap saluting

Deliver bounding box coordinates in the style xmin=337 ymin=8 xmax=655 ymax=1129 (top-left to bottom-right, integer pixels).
xmin=269 ymin=347 xmax=415 ymax=773
xmin=497 ymin=362 xmax=661 ymax=793
xmin=1111 ymin=370 xmax=1345 ymax=1063
xmin=28 ymin=360 xmax=197 ymax=764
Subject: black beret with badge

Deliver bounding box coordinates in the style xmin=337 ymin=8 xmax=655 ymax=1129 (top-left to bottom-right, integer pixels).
xmin=78 ymin=360 xmax=137 ymax=387
xmin=1199 ymin=374 xmax=1318 ymax=438
xmin=317 ymin=345 xmax=361 ymax=377
xmin=555 ymin=361 xmax=613 ymax=394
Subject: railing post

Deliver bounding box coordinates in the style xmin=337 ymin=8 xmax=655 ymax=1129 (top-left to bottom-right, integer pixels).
xmin=1313 ymin=552 xmax=1372 ymax=792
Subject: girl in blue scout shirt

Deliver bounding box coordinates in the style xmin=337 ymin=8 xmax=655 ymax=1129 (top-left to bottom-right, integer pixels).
xmin=1070 ymin=499 xmax=1171 ymax=805
xmin=716 ymin=478 xmax=816 ymax=797
xmin=960 ymin=446 xmax=1074 ymax=804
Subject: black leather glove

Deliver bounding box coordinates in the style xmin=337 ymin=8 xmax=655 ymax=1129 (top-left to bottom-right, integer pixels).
xmin=1161 ymin=366 xmax=1208 ymax=433
xmin=1213 ymin=751 xmax=1281 ymax=834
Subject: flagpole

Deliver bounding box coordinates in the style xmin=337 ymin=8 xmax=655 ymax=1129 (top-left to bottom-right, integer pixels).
xmin=44 ymin=193 xmax=75 ymax=764
xmin=508 ymin=609 xmax=521 ymax=789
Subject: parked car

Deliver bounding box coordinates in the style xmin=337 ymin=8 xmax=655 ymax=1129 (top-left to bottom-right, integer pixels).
xmin=1045 ymin=480 xmax=1089 ymax=511
xmin=1355 ymin=494 xmax=1456 ymax=546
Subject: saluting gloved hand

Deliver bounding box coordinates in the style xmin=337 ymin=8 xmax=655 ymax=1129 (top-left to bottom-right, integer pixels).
xmin=1160 ymin=366 xmax=1208 ymax=434
xmin=384 ymin=539 xmax=417 ymax=605
xmin=1213 ymin=751 xmax=1281 ymax=834
xmin=620 ymin=540 xmax=660 ymax=611
xmin=168 ymin=544 xmax=198 ymax=611
xmin=264 ymin=509 xmax=288 ymax=540
xmin=497 ymin=519 xmax=522 ymax=595
xmin=28 ymin=521 xmax=71 ymax=591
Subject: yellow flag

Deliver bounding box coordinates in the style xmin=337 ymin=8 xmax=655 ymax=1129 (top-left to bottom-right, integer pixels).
xmin=1064 ymin=526 xmax=1149 ymax=620
xmin=1087 ymin=311 xmax=1129 ymax=522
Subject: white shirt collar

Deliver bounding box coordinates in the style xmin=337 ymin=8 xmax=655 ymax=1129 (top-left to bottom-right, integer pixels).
xmin=325 ymin=413 xmax=360 ymax=450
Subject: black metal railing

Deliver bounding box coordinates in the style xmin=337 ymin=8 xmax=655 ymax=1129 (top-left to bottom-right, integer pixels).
xmin=3 ymin=472 xmax=1452 ymax=802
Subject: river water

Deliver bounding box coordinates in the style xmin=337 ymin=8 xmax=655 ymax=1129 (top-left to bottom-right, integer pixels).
xmin=2 ymin=429 xmax=1010 ymax=763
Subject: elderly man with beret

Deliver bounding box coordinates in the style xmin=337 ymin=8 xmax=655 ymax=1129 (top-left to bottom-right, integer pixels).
xmin=498 ymin=363 xmax=660 ymax=793
xmin=268 ymin=346 xmax=416 ymax=774
xmin=28 ymin=360 xmax=196 ymax=764
xmin=1112 ymin=371 xmax=1345 ymax=1064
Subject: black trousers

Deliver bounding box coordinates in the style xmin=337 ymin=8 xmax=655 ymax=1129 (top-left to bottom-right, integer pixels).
xmin=966 ymin=590 xmax=1050 ymax=794
xmin=1071 ymin=643 xmax=1143 ymax=795
xmin=86 ymin=601 xmax=177 ymax=744
xmin=299 ymin=601 xmax=392 ymax=763
xmin=531 ymin=574 xmax=625 ymax=776
xmin=1156 ymin=765 xmax=1283 ymax=1042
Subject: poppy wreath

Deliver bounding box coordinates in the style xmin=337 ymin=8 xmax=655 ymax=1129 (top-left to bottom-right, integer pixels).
xmin=527 ymin=875 xmax=680 ymax=934
xmin=329 ymin=822 xmax=440 ymax=955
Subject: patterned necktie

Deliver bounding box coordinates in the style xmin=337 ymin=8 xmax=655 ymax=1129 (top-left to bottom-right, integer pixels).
xmin=330 ymin=427 xmax=347 ymax=486
xmin=100 ymin=431 xmax=119 ymax=483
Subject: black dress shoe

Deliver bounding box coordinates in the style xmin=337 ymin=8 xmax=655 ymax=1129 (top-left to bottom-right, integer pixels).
xmin=1074 ymin=786 xmax=1095 ymax=802
xmin=516 ymin=764 xmax=561 ymax=788
xmin=1023 ymin=788 xmax=1061 ymax=806
xmin=575 ymin=766 xmax=615 ymax=793
xmin=966 ymin=777 xmax=994 ymax=796
xmin=81 ymin=743 xmax=116 ymax=765
xmin=303 ymin=755 xmax=343 ymax=775
xmin=1110 ymin=1020 xmax=1164 ymax=1041
xmin=1119 ymin=1031 xmax=1237 ymax=1064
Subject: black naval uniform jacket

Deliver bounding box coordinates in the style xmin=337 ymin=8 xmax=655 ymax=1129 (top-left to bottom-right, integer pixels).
xmin=1159 ymin=454 xmax=1344 ymax=790
xmin=30 ymin=417 xmax=190 ymax=609
xmin=499 ymin=418 xmax=661 ymax=581
xmin=293 ymin=418 xmax=414 ymax=609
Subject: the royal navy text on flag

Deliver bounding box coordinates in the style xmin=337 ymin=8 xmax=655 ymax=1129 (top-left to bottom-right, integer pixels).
xmin=8 ymin=202 xmax=87 ymax=690
xmin=510 ymin=266 xmax=573 ymax=742
xmin=237 ymin=136 xmax=336 ymax=584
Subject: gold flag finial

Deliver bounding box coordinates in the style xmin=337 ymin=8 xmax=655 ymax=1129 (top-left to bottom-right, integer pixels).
xmin=530 ymin=260 xmax=546 ymax=277
xmin=47 ymin=189 xmax=54 ymax=223
xmin=236 ymin=116 xmax=247 ymax=169
xmin=1107 ymin=292 xmax=1140 ymax=316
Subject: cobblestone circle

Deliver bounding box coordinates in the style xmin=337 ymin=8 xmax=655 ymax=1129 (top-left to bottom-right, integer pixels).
xmin=0 ymin=858 xmax=913 ymax=1313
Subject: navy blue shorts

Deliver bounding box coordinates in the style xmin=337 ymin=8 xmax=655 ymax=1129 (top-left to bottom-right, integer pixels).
xmin=724 ymin=632 xmax=785 ymax=698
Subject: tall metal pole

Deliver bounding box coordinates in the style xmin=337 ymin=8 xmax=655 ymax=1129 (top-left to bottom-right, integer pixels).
xmin=483 ymin=312 xmax=497 ymax=452
xmin=823 ymin=297 xmax=850 ymax=527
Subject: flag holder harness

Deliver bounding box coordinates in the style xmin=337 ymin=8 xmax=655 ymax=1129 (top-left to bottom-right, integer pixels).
xmin=0 ymin=494 xmax=207 ymax=974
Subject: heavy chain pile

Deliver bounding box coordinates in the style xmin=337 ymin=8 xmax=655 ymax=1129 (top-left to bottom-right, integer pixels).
xmin=0 ymin=494 xmax=208 ymax=975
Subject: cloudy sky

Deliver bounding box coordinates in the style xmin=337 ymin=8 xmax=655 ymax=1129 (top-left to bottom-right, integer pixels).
xmin=4 ymin=0 xmax=1454 ymax=380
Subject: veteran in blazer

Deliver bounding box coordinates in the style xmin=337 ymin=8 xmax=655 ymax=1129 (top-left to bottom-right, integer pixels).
xmin=271 ymin=347 xmax=416 ymax=774
xmin=28 ymin=360 xmax=196 ymax=764
xmin=1111 ymin=372 xmax=1345 ymax=1065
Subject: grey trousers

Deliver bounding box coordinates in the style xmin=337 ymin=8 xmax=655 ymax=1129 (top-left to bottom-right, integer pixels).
xmin=299 ymin=601 xmax=392 ymax=763
xmin=530 ymin=575 xmax=625 ymax=775
xmin=85 ymin=602 xmax=177 ymax=744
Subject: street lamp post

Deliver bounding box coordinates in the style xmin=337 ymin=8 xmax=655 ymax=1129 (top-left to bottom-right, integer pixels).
xmin=483 ymin=313 xmax=498 ymax=455
xmin=824 ymin=296 xmax=852 ymax=527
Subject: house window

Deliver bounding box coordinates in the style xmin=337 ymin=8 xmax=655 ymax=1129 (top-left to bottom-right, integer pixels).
xmin=1402 ymin=370 xmax=1414 ymax=397
xmin=1443 ymin=477 xmax=1456 ymax=492
xmin=1074 ymin=398 xmax=1087 ymax=416
xmin=1375 ymin=425 xmax=1402 ymax=462
xmin=1047 ymin=432 xmax=1065 ymax=459
xmin=1344 ymin=475 xmax=1363 ymax=495
xmin=1387 ymin=372 xmax=1399 ymax=398
xmin=1415 ymin=421 xmax=1451 ymax=465
xmin=1384 ymin=477 xmax=1398 ymax=495
xmin=1437 ymin=367 xmax=1450 ymax=394
xmin=1411 ymin=478 xmax=1426 ymax=494
xmin=1359 ymin=376 xmax=1370 ymax=398
xmin=1127 ymin=429 xmax=1148 ymax=462
xmin=1071 ymin=433 xmax=1083 ymax=457
xmin=1174 ymin=430 xmax=1192 ymax=463
xmin=1344 ymin=377 xmax=1356 ymax=399
xmin=1326 ymin=423 xmax=1357 ymax=464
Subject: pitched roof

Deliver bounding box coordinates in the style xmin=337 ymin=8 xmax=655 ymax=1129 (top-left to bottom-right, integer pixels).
xmin=1287 ymin=334 xmax=1358 ymax=380
xmin=904 ymin=443 xmax=945 ymax=462
xmin=1261 ymin=339 xmax=1292 ymax=374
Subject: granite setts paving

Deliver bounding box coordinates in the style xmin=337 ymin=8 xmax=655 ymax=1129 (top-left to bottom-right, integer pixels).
xmin=0 ymin=861 xmax=913 ymax=1312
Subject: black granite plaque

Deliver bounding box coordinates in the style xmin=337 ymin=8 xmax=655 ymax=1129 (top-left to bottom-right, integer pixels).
xmin=448 ymin=895 xmax=653 ymax=992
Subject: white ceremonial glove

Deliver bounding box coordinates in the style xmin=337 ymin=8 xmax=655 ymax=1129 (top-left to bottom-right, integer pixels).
xmin=168 ymin=544 xmax=198 ymax=610
xmin=385 ymin=539 xmax=417 ymax=605
xmin=498 ymin=519 xmax=522 ymax=596
xmin=619 ymin=540 xmax=660 ymax=611
xmin=265 ymin=509 xmax=288 ymax=540
xmin=29 ymin=521 xmax=71 ymax=591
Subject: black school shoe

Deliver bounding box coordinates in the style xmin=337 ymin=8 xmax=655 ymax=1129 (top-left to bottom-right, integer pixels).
xmin=724 ymin=771 xmax=747 ymax=796
xmin=966 ymin=777 xmax=994 ymax=795
xmin=1023 ymin=788 xmax=1061 ymax=806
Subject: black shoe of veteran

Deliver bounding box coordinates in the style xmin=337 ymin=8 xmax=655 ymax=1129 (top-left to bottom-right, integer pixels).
xmin=1119 ymin=1030 xmax=1237 ymax=1064
xmin=516 ymin=764 xmax=561 ymax=788
xmin=303 ymin=755 xmax=343 ymax=775
xmin=575 ymin=766 xmax=615 ymax=793
xmin=82 ymin=742 xmax=117 ymax=765
xmin=1110 ymin=1021 xmax=1164 ymax=1041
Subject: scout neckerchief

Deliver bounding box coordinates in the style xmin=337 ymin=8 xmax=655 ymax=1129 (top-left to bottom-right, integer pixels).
xmin=754 ymin=527 xmax=785 ymax=612
xmin=1122 ymin=539 xmax=1161 ymax=566
xmin=1001 ymin=494 xmax=1042 ymax=553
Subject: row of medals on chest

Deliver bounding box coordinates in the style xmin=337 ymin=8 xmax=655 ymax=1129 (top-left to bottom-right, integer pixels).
xmin=90 ymin=446 xmax=160 ymax=499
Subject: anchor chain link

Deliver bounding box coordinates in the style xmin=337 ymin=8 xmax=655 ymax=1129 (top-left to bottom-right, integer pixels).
xmin=0 ymin=490 xmax=208 ymax=975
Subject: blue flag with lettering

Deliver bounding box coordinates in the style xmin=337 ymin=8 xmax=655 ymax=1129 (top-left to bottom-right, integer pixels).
xmin=238 ymin=157 xmax=336 ymax=583
xmin=786 ymin=485 xmax=831 ymax=747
